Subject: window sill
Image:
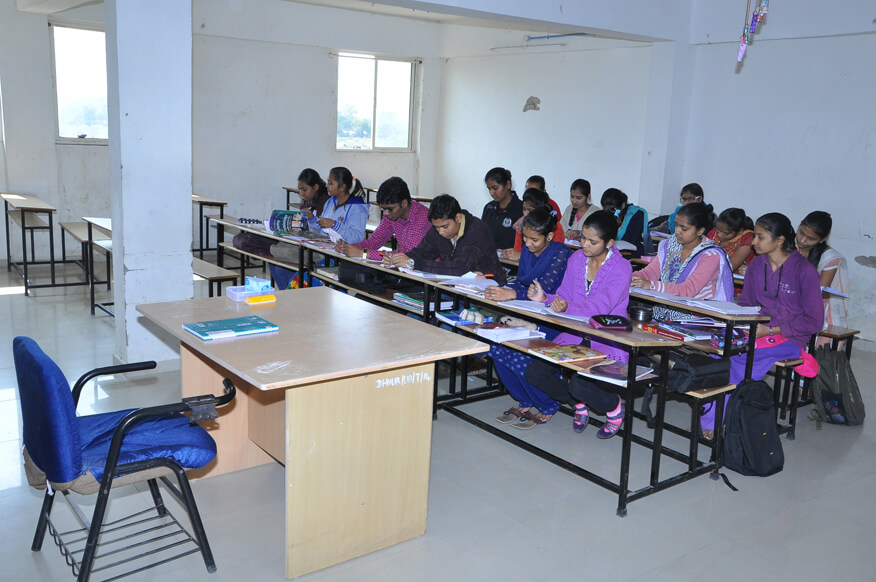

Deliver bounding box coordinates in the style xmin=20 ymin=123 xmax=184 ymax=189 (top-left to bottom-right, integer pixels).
xmin=56 ymin=138 xmax=108 ymax=146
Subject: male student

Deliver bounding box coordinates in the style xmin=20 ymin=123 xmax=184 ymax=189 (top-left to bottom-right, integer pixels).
xmin=335 ymin=176 xmax=431 ymax=258
xmin=385 ymin=194 xmax=507 ymax=285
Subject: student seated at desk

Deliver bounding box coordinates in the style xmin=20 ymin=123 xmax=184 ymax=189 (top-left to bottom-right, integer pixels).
xmin=296 ymin=168 xmax=331 ymax=217
xmin=481 ymin=167 xmax=523 ymax=250
xmin=386 ymin=194 xmax=507 ymax=285
xmin=484 ymin=208 xmax=572 ymax=429
xmin=523 ymin=174 xmax=566 ymax=220
xmin=666 ymin=183 xmax=713 ymax=233
xmin=630 ymin=202 xmax=734 ymax=320
xmin=700 ymin=213 xmax=824 ymax=438
xmin=521 ymin=211 xmax=633 ymax=436
xmin=600 ymin=188 xmax=651 ymax=256
xmin=706 ymin=207 xmax=754 ymax=274
xmin=500 ymin=188 xmax=564 ymax=261
xmin=335 ymin=177 xmax=431 ymax=259
xmin=271 ymin=166 xmax=368 ymax=289
xmin=795 ymin=211 xmax=849 ymax=330
xmin=564 ymin=178 xmax=600 ymax=241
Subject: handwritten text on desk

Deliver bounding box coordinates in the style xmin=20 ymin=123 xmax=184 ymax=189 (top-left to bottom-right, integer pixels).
xmin=375 ymin=371 xmax=432 ymax=389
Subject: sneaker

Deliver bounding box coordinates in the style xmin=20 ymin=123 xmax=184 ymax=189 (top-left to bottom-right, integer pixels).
xmin=511 ymin=411 xmax=551 ymax=430
xmin=596 ymin=402 xmax=625 ymax=439
xmin=573 ymin=403 xmax=589 ymax=433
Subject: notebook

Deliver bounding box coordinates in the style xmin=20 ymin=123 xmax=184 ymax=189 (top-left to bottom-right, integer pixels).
xmin=527 ymin=343 xmax=607 ymax=364
xmin=182 ymin=315 xmax=279 ymax=341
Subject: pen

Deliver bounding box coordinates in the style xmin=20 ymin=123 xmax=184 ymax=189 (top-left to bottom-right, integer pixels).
xmin=483 ymin=274 xmax=495 ymax=278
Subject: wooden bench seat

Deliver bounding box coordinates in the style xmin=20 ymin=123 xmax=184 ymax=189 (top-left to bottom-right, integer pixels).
xmin=192 ymin=258 xmax=238 ymax=297
xmin=818 ymin=325 xmax=860 ymax=359
xmin=12 ymin=212 xmax=49 ymax=229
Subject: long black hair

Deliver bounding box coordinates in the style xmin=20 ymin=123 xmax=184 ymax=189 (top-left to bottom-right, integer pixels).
xmin=298 ymin=168 xmax=327 ymax=198
xmin=756 ymin=213 xmax=796 ymax=253
xmin=677 ymin=202 xmax=715 ymax=233
xmin=583 ymin=210 xmax=619 ymax=243
xmin=800 ymin=211 xmax=833 ymax=267
xmin=329 ymin=166 xmax=365 ymax=199
xmin=522 ymin=207 xmax=558 ymax=237
xmin=568 ymin=179 xmax=591 ymax=227
xmin=716 ymin=207 xmax=754 ymax=234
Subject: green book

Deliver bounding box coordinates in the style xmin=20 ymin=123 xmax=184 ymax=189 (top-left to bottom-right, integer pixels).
xmin=182 ymin=315 xmax=279 ymax=341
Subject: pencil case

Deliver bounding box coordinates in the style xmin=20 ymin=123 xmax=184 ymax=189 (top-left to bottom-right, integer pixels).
xmin=589 ymin=315 xmax=632 ymax=331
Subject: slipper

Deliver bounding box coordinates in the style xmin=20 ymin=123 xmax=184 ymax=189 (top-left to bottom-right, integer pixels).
xmin=512 ymin=410 xmax=552 ymax=430
xmin=496 ymin=407 xmax=528 ymax=424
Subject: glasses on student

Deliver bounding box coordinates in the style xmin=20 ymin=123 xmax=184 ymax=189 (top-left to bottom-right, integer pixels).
xmin=679 ymin=195 xmax=702 ymax=204
xmin=380 ymin=204 xmax=400 ymax=214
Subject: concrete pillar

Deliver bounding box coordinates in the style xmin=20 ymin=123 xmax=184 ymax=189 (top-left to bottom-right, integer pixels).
xmin=637 ymin=41 xmax=695 ymax=216
xmin=105 ymin=0 xmax=193 ymax=364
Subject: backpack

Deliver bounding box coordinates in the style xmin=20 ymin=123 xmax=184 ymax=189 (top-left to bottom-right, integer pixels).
xmin=808 ymin=345 xmax=865 ymax=426
xmin=722 ymin=379 xmax=784 ymax=477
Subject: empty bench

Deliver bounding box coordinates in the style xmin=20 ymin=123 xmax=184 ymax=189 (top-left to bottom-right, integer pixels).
xmin=192 ymin=258 xmax=238 ymax=297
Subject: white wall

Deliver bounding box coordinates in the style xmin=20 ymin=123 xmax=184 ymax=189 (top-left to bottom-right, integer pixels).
xmin=685 ymin=33 xmax=876 ymax=335
xmin=0 ymin=2 xmax=108 ymax=261
xmin=433 ymin=45 xmax=652 ymax=214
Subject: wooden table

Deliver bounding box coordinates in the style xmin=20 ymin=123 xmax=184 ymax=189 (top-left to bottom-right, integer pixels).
xmin=137 ymin=287 xmax=487 ymax=579
xmin=2 ymin=192 xmax=57 ymax=294
xmin=192 ymin=194 xmax=228 ymax=259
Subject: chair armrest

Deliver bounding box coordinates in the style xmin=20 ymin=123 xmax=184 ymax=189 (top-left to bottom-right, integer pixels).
xmin=97 ymin=379 xmax=237 ymax=489
xmin=72 ymin=361 xmax=158 ymax=407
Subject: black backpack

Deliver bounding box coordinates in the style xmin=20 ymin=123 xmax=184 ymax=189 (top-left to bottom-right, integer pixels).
xmin=808 ymin=345 xmax=865 ymax=426
xmin=722 ymin=379 xmax=784 ymax=477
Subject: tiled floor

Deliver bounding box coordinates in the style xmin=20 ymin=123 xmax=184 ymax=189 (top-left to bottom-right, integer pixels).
xmin=2 ymin=265 xmax=876 ymax=581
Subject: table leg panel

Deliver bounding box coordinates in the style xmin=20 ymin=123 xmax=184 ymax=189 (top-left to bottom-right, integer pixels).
xmin=285 ymin=362 xmax=435 ymax=578
xmin=181 ymin=345 xmax=275 ymax=479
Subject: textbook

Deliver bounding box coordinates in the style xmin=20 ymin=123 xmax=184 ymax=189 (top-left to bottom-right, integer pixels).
xmin=475 ymin=324 xmax=545 ymax=343
xmin=498 ymin=299 xmax=590 ymax=323
xmin=315 ymin=266 xmax=340 ymax=281
xmin=527 ymin=343 xmax=607 ymax=364
xmin=578 ymin=361 xmax=653 ymax=387
xmin=435 ymin=311 xmax=494 ymax=327
xmin=656 ymin=322 xmax=714 ymax=341
xmin=392 ymin=292 xmax=454 ymax=311
xmin=182 ymin=315 xmax=279 ymax=341
xmin=641 ymin=323 xmax=688 ymax=342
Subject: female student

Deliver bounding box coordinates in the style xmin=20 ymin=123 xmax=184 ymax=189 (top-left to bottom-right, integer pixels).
xmin=308 ymin=166 xmax=369 ymax=241
xmin=501 ymin=188 xmax=564 ymax=260
xmin=706 ymin=207 xmax=755 ymax=274
xmin=271 ymin=166 xmax=368 ymax=289
xmin=483 ymin=208 xmax=573 ymax=428
xmin=296 ymin=168 xmax=331 ymax=218
xmin=667 ymin=183 xmax=705 ymax=233
xmin=700 ymin=213 xmax=824 ymax=437
xmin=564 ymin=179 xmax=600 ymax=240
xmin=631 ymin=202 xmax=734 ymax=320
xmin=600 ymin=188 xmax=650 ymax=255
xmin=796 ymin=211 xmax=849 ymax=330
xmin=481 ymin=167 xmax=524 ymax=250
xmin=521 ymin=211 xmax=633 ymax=435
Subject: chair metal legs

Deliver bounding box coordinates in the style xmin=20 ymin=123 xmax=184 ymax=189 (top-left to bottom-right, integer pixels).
xmin=31 ymin=489 xmax=56 ymax=551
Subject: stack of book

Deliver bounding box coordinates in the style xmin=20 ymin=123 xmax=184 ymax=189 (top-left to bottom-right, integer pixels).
xmin=392 ymin=291 xmax=454 ymax=312
xmin=640 ymin=321 xmax=714 ymax=342
xmin=526 ymin=341 xmax=607 ymax=364
xmin=182 ymin=315 xmax=279 ymax=341
xmin=315 ymin=266 xmax=340 ymax=281
xmin=475 ymin=323 xmax=544 ymax=342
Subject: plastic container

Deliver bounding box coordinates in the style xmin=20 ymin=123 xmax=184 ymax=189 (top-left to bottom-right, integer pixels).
xmin=226 ymin=286 xmax=277 ymax=302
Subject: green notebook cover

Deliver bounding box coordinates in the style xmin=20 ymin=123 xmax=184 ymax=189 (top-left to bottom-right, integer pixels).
xmin=182 ymin=315 xmax=279 ymax=341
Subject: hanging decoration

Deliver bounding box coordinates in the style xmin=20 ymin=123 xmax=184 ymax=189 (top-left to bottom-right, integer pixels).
xmin=738 ymin=0 xmax=769 ymax=62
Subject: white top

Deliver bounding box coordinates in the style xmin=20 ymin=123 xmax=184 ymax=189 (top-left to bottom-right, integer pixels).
xmin=562 ymin=203 xmax=601 ymax=233
xmin=818 ymin=247 xmax=849 ymax=328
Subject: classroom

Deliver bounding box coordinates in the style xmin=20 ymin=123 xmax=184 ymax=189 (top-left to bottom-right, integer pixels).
xmin=1 ymin=1 xmax=875 ymax=580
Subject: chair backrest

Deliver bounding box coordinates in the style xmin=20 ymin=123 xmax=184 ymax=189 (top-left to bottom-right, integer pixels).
xmin=13 ymin=336 xmax=82 ymax=484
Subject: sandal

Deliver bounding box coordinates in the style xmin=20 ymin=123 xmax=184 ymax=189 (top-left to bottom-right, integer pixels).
xmin=596 ymin=401 xmax=624 ymax=439
xmin=496 ymin=406 xmax=529 ymax=424
xmin=512 ymin=411 xmax=552 ymax=430
xmin=573 ymin=403 xmax=589 ymax=433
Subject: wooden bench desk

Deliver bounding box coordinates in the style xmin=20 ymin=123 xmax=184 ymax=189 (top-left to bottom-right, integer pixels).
xmin=192 ymin=257 xmax=238 ymax=297
xmin=2 ymin=192 xmax=64 ymax=294
xmin=192 ymin=194 xmax=228 ymax=259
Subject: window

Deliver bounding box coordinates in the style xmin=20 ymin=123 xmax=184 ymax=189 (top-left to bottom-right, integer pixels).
xmin=50 ymin=23 xmax=108 ymax=142
xmin=336 ymin=53 xmax=415 ymax=151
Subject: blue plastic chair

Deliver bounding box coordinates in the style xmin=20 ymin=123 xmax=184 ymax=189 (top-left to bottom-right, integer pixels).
xmin=12 ymin=336 xmax=236 ymax=582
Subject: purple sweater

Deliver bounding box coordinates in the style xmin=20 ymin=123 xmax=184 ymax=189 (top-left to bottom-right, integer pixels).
xmin=738 ymin=251 xmax=823 ymax=348
xmin=544 ymin=247 xmax=632 ymax=361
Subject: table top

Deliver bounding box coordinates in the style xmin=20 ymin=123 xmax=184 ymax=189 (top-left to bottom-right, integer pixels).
xmin=83 ymin=216 xmax=112 ymax=235
xmin=629 ymin=289 xmax=769 ymax=323
xmin=192 ymin=193 xmax=228 ymax=206
xmin=137 ymin=286 xmax=487 ymax=391
xmin=1 ymin=192 xmax=56 ymax=212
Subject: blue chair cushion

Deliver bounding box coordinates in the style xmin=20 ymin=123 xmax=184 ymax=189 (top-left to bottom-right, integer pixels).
xmin=79 ymin=410 xmax=217 ymax=482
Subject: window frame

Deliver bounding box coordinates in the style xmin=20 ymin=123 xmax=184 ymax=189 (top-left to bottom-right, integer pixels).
xmin=335 ymin=52 xmax=419 ymax=153
xmin=49 ymin=19 xmax=109 ymax=146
